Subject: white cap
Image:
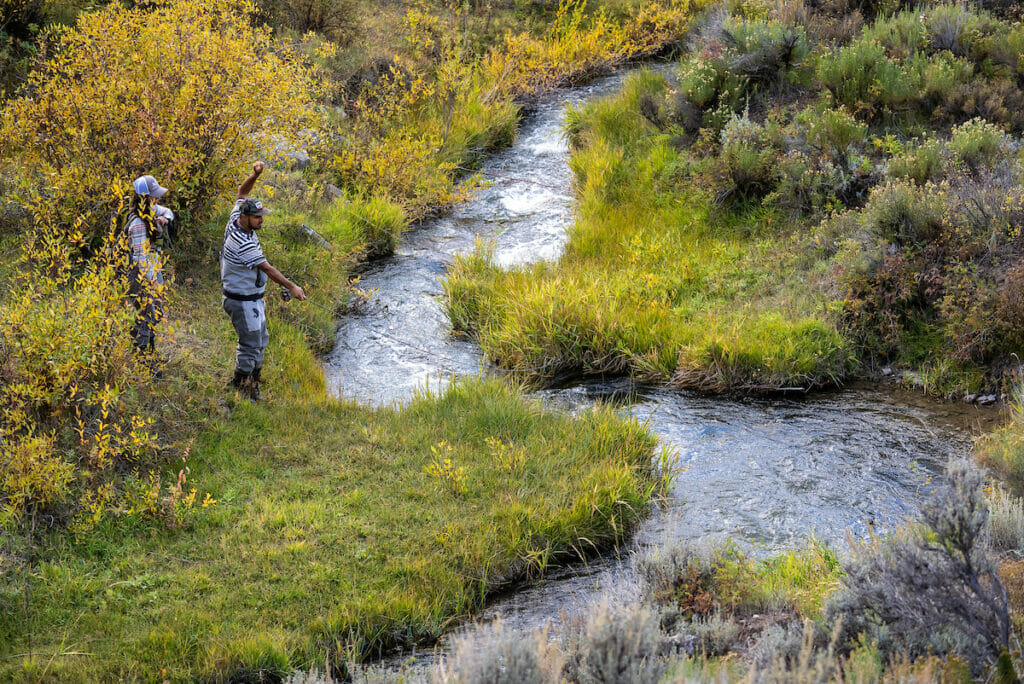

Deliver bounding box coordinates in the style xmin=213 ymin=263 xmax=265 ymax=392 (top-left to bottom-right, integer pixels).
xmin=132 ymin=175 xmax=168 ymax=198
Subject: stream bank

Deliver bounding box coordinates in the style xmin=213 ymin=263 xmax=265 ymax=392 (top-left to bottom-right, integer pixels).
xmin=323 ymin=65 xmax=1000 ymax=658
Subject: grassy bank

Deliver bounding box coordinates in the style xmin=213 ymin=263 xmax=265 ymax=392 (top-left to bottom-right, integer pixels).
xmin=445 ymin=69 xmax=855 ymax=391
xmin=0 ymin=218 xmax=660 ymax=679
xmin=340 ymin=459 xmax=1024 ymax=682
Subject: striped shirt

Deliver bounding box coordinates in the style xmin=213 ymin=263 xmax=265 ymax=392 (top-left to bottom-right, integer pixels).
xmin=126 ymin=205 xmax=172 ymax=284
xmin=221 ymin=199 xmax=268 ymax=297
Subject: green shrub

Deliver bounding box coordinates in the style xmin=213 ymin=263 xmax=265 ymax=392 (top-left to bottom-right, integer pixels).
xmin=886 ymin=138 xmax=945 ymax=184
xmin=816 ymin=38 xmax=886 ymax=113
xmin=949 ymin=117 xmax=1006 ymax=170
xmin=768 ymin=150 xmax=870 ymax=217
xmin=676 ymin=54 xmax=748 ymax=132
xmin=860 ymin=179 xmax=945 ymax=245
xmin=834 ymin=181 xmax=946 ymax=355
xmin=715 ymin=112 xmax=779 ymax=203
xmin=974 ymin=23 xmax=1024 ymax=79
xmin=719 ymin=17 xmax=810 ymax=89
xmin=817 ymin=31 xmax=973 ymax=122
xmin=798 ymin=105 xmax=867 ymax=159
xmin=919 ymin=51 xmax=974 ymax=103
xmin=861 ymin=8 xmax=927 ymax=54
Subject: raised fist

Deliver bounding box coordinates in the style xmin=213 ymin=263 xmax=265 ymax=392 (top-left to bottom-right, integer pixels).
xmin=253 ymin=161 xmax=265 ymax=175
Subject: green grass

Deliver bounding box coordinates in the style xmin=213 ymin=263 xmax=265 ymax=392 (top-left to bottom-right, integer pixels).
xmin=0 ymin=192 xmax=660 ymax=680
xmin=444 ymin=69 xmax=856 ymax=392
xmin=0 ymin=313 xmax=657 ymax=681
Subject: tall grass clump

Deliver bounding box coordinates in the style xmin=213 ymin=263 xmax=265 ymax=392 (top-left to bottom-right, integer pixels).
xmin=987 ymin=487 xmax=1024 ymax=558
xmin=978 ymin=390 xmax=1024 ymax=493
xmin=639 ymin=539 xmax=842 ymax=622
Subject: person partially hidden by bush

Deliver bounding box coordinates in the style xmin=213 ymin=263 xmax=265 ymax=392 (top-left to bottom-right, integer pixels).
xmin=126 ymin=175 xmax=174 ymax=374
xmin=221 ymin=161 xmax=306 ymax=401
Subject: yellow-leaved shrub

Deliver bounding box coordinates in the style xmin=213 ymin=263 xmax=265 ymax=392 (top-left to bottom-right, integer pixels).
xmin=481 ymin=0 xmax=697 ymax=102
xmin=323 ymin=0 xmax=696 ymax=216
xmin=0 ymin=0 xmax=309 ymax=525
xmin=0 ymin=211 xmax=158 ymax=523
xmin=0 ymin=0 xmax=318 ymax=244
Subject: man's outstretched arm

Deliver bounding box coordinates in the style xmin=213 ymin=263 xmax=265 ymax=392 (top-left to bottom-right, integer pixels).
xmin=238 ymin=161 xmax=265 ymax=198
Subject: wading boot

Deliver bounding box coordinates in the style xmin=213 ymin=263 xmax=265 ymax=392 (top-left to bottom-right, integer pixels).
xmin=228 ymin=368 xmax=247 ymax=391
xmin=145 ymin=341 xmax=164 ymax=379
xmin=249 ymin=366 xmax=263 ymax=401
xmin=133 ymin=342 xmax=163 ymax=379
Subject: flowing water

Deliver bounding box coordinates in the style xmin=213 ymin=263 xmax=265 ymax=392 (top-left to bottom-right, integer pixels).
xmin=322 ymin=66 xmax=998 ymax=646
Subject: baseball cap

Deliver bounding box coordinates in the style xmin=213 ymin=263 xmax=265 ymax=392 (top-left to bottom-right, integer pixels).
xmin=239 ymin=198 xmax=271 ymax=217
xmin=132 ymin=175 xmax=168 ymax=198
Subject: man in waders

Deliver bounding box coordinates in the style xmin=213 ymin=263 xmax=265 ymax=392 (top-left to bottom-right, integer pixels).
xmin=221 ymin=161 xmax=305 ymax=400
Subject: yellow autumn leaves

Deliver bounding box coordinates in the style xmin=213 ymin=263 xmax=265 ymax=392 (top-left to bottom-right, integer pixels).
xmin=0 ymin=0 xmax=316 ymax=523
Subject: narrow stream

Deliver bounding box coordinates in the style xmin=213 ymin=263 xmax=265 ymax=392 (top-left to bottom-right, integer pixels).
xmin=322 ymin=66 xmax=997 ymax=646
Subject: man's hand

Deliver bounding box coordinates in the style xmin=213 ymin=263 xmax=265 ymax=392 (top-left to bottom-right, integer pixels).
xmin=288 ymin=284 xmax=306 ymax=301
xmin=239 ymin=161 xmax=265 ymax=198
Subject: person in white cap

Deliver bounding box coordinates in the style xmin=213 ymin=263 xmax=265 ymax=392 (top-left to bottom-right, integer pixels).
xmin=220 ymin=161 xmax=305 ymax=400
xmin=127 ymin=174 xmax=174 ymax=369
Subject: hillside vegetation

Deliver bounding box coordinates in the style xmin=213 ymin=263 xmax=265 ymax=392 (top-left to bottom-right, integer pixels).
xmin=8 ymin=0 xmax=1024 ymax=679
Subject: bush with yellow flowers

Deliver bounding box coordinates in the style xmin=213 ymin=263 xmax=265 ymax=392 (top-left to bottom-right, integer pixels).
xmin=0 ymin=0 xmax=318 ymax=246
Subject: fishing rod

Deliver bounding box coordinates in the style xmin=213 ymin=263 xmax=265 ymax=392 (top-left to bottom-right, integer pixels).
xmin=279 ymin=285 xmax=336 ymax=314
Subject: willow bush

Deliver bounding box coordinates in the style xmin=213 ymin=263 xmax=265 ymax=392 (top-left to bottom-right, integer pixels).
xmin=0 ymin=212 xmax=160 ymax=524
xmin=323 ymin=0 xmax=696 ymax=217
xmin=0 ymin=0 xmax=317 ymax=245
xmin=0 ymin=0 xmax=317 ymax=524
